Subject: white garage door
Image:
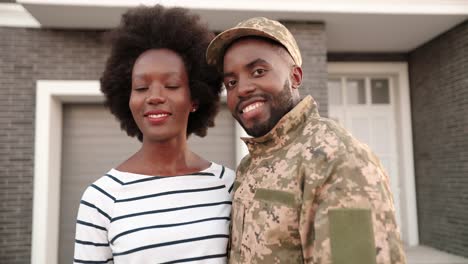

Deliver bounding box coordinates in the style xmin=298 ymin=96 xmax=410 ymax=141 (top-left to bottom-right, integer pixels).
xmin=58 ymin=103 xmax=236 ymax=263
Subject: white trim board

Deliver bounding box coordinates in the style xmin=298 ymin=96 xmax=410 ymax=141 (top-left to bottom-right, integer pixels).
xmin=17 ymin=0 xmax=468 ymax=14
xmin=0 ymin=3 xmax=40 ymax=28
xmin=327 ymin=62 xmax=419 ymax=246
xmin=32 ymin=80 xmax=102 ymax=264
xmin=235 ymin=123 xmax=249 ymax=166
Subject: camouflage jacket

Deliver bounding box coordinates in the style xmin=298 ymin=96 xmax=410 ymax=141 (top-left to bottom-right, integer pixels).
xmin=229 ymin=96 xmax=406 ymax=264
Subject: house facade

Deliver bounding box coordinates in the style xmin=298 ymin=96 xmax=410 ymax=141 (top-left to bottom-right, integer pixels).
xmin=0 ymin=1 xmax=467 ymax=263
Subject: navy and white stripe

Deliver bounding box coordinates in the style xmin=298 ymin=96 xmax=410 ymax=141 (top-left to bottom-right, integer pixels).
xmin=74 ymin=163 xmax=235 ymax=264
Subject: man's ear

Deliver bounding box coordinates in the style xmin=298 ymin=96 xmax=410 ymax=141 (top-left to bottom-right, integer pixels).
xmin=290 ymin=66 xmax=303 ymax=89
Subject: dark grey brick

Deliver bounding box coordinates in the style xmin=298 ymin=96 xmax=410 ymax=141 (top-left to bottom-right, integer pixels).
xmin=284 ymin=21 xmax=328 ymax=117
xmin=0 ymin=27 xmax=109 ymax=263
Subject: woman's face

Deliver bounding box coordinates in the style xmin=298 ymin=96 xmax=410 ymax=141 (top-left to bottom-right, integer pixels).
xmin=130 ymin=49 xmax=194 ymax=142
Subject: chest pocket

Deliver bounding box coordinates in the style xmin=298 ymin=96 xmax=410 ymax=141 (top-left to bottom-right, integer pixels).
xmin=250 ymin=188 xmax=302 ymax=253
xmin=232 ymin=182 xmax=304 ymax=262
xmin=252 ymin=188 xmax=300 ymax=230
xmin=254 ymin=188 xmax=297 ymax=206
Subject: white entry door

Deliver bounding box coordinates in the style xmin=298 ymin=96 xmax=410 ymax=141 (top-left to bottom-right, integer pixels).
xmin=327 ymin=76 xmax=402 ymax=227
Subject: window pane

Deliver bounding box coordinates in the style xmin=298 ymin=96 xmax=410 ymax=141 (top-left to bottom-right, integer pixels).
xmin=328 ymin=79 xmax=342 ymax=105
xmin=347 ymin=78 xmax=366 ymax=104
xmin=371 ymin=79 xmax=390 ymax=104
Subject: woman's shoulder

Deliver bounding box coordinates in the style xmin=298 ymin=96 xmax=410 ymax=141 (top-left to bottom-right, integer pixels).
xmin=80 ymin=169 xmax=125 ymax=204
xmin=203 ymin=161 xmax=234 ymax=175
xmin=204 ymin=162 xmax=236 ymax=188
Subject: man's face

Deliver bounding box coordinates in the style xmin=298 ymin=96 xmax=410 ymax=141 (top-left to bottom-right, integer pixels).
xmin=222 ymin=38 xmax=301 ymax=137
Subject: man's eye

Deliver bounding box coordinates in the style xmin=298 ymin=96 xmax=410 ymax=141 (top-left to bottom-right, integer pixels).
xmin=253 ymin=68 xmax=266 ymax=76
xmin=225 ymin=80 xmax=237 ymax=89
xmin=166 ymin=85 xmax=180 ymax=89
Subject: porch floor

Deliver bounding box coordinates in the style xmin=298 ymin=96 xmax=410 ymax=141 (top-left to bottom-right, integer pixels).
xmin=406 ymin=245 xmax=468 ymax=264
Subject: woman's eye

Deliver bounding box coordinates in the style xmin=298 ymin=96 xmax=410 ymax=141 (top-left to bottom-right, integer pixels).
xmin=134 ymin=86 xmax=148 ymax=91
xmin=166 ymin=85 xmax=180 ymax=89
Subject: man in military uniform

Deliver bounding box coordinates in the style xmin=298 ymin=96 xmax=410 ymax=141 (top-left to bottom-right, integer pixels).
xmin=206 ymin=17 xmax=406 ymax=264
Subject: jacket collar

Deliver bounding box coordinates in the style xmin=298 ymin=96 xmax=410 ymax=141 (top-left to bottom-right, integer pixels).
xmin=241 ymin=95 xmax=319 ymax=155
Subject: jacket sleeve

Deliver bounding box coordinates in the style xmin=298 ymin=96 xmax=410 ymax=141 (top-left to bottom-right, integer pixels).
xmin=73 ymin=184 xmax=114 ymax=264
xmin=299 ymin=146 xmax=406 ymax=264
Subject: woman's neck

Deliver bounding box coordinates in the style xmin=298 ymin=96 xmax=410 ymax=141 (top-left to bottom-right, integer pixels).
xmin=117 ymin=136 xmax=209 ymax=176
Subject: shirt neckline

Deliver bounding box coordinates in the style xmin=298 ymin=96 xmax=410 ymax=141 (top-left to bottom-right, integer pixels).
xmin=109 ymin=162 xmax=218 ymax=179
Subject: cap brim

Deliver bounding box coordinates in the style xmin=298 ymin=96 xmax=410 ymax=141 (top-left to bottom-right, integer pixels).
xmin=206 ymin=27 xmax=284 ymax=71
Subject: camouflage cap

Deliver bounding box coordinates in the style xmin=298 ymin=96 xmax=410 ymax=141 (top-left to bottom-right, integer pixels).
xmin=206 ymin=17 xmax=302 ymax=70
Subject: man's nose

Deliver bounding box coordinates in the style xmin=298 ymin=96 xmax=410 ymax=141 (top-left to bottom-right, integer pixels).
xmin=237 ymin=78 xmax=256 ymax=97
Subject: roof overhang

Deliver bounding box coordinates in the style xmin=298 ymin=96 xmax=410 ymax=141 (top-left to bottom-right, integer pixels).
xmin=4 ymin=0 xmax=468 ymax=52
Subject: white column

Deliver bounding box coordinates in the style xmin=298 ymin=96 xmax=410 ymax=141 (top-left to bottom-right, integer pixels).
xmin=234 ymin=123 xmax=249 ymax=166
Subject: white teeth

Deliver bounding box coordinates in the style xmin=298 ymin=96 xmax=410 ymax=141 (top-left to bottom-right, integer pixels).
xmin=148 ymin=114 xmax=169 ymax=118
xmin=242 ymin=102 xmax=264 ymax=113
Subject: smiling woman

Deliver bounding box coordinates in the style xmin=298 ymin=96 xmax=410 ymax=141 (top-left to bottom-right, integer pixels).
xmin=129 ymin=49 xmax=193 ymax=143
xmin=72 ymin=5 xmax=235 ymax=264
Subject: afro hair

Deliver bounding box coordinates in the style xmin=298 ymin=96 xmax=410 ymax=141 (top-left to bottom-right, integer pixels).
xmin=100 ymin=5 xmax=222 ymax=141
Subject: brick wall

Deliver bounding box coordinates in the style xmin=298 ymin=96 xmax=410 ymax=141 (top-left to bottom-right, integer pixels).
xmin=0 ymin=27 xmax=109 ymax=264
xmin=409 ymin=20 xmax=468 ymax=257
xmin=285 ymin=22 xmax=328 ymax=117
xmin=0 ymin=22 xmax=327 ymax=263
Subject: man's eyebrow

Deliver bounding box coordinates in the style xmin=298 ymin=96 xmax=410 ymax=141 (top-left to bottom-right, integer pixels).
xmin=246 ymin=58 xmax=270 ymax=69
xmin=223 ymin=58 xmax=270 ymax=78
xmin=223 ymin=71 xmax=235 ymax=79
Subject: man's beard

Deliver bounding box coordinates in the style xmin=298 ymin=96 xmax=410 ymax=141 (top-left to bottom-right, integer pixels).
xmin=237 ymin=80 xmax=295 ymax=138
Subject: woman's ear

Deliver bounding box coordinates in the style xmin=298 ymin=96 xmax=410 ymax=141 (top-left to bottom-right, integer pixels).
xmin=190 ymin=101 xmax=199 ymax=112
xmin=290 ymin=65 xmax=303 ymax=89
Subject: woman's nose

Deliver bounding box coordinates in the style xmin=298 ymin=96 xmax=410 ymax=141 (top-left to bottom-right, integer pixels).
xmin=146 ymin=85 xmax=166 ymax=104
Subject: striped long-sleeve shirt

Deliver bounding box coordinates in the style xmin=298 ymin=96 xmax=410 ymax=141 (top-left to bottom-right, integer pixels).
xmin=73 ymin=163 xmax=235 ymax=264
